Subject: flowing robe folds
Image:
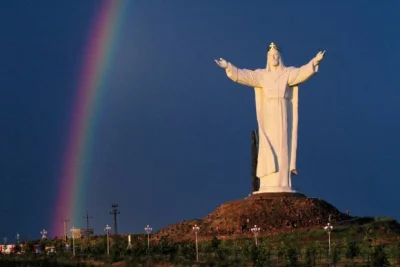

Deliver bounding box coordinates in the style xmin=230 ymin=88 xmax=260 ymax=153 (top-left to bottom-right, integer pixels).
xmin=226 ymin=60 xmax=318 ymax=192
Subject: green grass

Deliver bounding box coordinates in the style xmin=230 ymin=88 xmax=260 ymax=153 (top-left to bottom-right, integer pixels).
xmin=247 ymin=216 xmax=400 ymax=246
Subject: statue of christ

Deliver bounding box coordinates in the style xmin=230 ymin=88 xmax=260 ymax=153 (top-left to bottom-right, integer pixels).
xmin=215 ymin=43 xmax=325 ymax=193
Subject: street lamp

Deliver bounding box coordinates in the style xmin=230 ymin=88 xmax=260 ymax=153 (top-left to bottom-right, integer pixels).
xmin=40 ymin=229 xmax=47 ymax=240
xmin=16 ymin=233 xmax=20 ymax=245
xmin=70 ymin=227 xmax=76 ymax=256
xmin=144 ymin=225 xmax=152 ymax=250
xmin=251 ymin=225 xmax=261 ymax=246
xmin=324 ymin=222 xmax=333 ymax=266
xmin=3 ymin=237 xmax=7 ymax=245
xmin=104 ymin=224 xmax=111 ymax=256
xmin=192 ymin=224 xmax=200 ymax=262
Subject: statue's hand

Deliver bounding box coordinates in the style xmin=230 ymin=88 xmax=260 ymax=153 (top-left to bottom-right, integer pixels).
xmin=313 ymin=51 xmax=326 ymax=65
xmin=215 ymin=58 xmax=228 ymax=69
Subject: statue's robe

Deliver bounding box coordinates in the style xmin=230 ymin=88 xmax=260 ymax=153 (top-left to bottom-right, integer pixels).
xmin=226 ymin=60 xmax=318 ymax=189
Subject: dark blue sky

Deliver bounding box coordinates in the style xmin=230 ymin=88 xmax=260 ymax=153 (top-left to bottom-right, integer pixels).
xmin=1 ymin=0 xmax=400 ymax=241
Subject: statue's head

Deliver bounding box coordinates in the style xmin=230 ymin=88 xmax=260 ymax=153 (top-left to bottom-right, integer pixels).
xmin=266 ymin=42 xmax=285 ymax=71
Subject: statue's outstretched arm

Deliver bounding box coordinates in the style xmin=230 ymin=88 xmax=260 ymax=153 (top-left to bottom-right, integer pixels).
xmin=288 ymin=51 xmax=325 ymax=87
xmin=215 ymin=58 xmax=262 ymax=88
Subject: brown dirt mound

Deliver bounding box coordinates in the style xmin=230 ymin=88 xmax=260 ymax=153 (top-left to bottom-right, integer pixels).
xmin=154 ymin=193 xmax=351 ymax=242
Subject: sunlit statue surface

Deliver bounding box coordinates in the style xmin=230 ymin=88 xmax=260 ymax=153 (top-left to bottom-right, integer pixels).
xmin=215 ymin=42 xmax=325 ymax=193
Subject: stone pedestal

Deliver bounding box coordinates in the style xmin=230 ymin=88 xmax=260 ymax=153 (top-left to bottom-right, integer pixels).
xmin=253 ymin=171 xmax=297 ymax=194
xmin=254 ymin=185 xmax=296 ymax=193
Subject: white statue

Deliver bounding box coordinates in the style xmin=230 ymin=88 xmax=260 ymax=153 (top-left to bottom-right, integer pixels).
xmin=215 ymin=42 xmax=325 ymax=193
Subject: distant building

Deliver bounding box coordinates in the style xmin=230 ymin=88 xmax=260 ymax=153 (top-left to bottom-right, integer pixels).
xmin=71 ymin=228 xmax=82 ymax=239
xmin=45 ymin=246 xmax=56 ymax=255
xmin=0 ymin=245 xmax=15 ymax=254
xmin=34 ymin=244 xmax=42 ymax=254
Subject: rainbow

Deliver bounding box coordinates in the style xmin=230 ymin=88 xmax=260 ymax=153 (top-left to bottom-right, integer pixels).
xmin=52 ymin=0 xmax=128 ymax=237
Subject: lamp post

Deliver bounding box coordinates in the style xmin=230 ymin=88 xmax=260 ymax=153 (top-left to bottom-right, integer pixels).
xmin=104 ymin=224 xmax=111 ymax=256
xmin=144 ymin=225 xmax=152 ymax=250
xmin=70 ymin=227 xmax=76 ymax=256
xmin=251 ymin=225 xmax=261 ymax=246
xmin=192 ymin=224 xmax=200 ymax=262
xmin=3 ymin=237 xmax=7 ymax=245
xmin=324 ymin=222 xmax=333 ymax=266
xmin=16 ymin=233 xmax=20 ymax=245
xmin=127 ymin=235 xmax=132 ymax=250
xmin=40 ymin=229 xmax=47 ymax=240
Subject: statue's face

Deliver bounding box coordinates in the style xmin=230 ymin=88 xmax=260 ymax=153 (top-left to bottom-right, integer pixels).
xmin=268 ymin=50 xmax=280 ymax=66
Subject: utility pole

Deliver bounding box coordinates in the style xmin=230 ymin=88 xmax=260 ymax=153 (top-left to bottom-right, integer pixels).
xmin=83 ymin=211 xmax=92 ymax=232
xmin=83 ymin=211 xmax=92 ymax=248
xmin=62 ymin=219 xmax=70 ymax=242
xmin=110 ymin=204 xmax=120 ymax=236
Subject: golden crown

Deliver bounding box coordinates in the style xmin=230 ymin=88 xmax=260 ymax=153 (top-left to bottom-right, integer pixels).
xmin=268 ymin=42 xmax=280 ymax=52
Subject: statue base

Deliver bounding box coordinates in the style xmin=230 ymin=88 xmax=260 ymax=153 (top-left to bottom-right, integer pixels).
xmin=253 ymin=186 xmax=297 ymax=194
xmin=253 ymin=172 xmax=297 ymax=193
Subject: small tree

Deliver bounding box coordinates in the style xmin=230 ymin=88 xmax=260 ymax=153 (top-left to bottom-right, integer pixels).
xmin=371 ymin=244 xmax=391 ymax=267
xmin=249 ymin=244 xmax=260 ymax=266
xmin=277 ymin=241 xmax=286 ymax=263
xmin=332 ymin=242 xmax=341 ymax=267
xmin=231 ymin=240 xmax=246 ymax=266
xmin=210 ymin=236 xmax=221 ymax=252
xmin=257 ymin=240 xmax=272 ymax=267
xmin=389 ymin=241 xmax=400 ymax=266
xmin=181 ymin=242 xmax=196 ymax=263
xmin=279 ymin=241 xmax=299 ymax=267
xmin=314 ymin=240 xmax=322 ymax=263
xmin=303 ymin=243 xmax=317 ymax=267
xmin=345 ymin=239 xmax=360 ymax=261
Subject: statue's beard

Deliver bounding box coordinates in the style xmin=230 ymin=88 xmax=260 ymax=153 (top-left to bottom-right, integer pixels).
xmin=266 ymin=56 xmax=285 ymax=72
